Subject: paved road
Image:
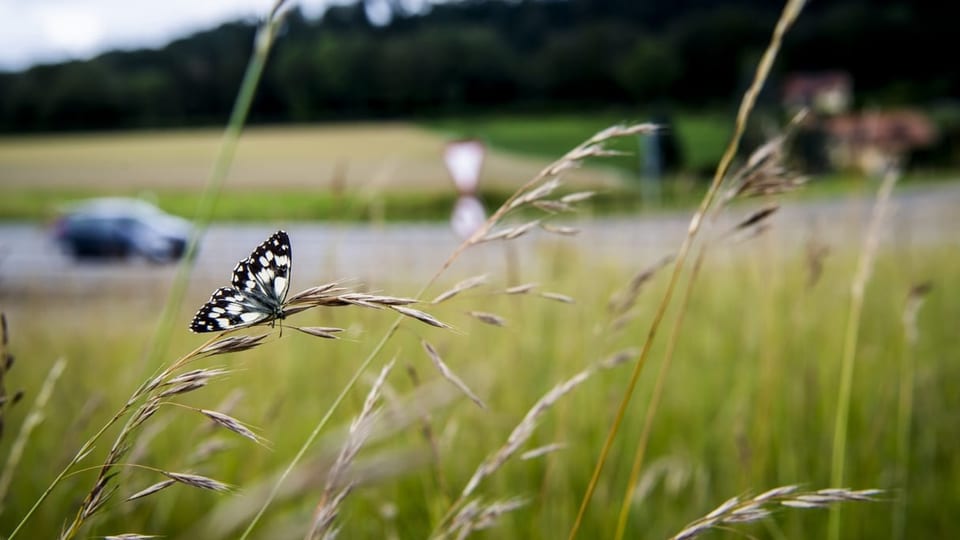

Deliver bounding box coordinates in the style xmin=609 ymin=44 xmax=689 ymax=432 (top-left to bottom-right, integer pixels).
xmin=0 ymin=182 xmax=957 ymax=299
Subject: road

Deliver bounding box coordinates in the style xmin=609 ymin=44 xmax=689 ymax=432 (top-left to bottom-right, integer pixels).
xmin=0 ymin=182 xmax=957 ymax=301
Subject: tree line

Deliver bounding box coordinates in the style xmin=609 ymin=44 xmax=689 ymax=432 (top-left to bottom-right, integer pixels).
xmin=0 ymin=0 xmax=955 ymax=132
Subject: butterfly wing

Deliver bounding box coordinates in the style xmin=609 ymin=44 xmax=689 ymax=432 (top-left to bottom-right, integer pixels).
xmin=189 ymin=287 xmax=274 ymax=333
xmin=231 ymin=230 xmax=292 ymax=306
xmin=189 ymin=230 xmax=292 ymax=333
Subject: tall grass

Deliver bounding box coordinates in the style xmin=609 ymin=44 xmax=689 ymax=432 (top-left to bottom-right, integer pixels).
xmin=2 ymin=242 xmax=956 ymax=537
xmin=1 ymin=0 xmax=957 ymax=537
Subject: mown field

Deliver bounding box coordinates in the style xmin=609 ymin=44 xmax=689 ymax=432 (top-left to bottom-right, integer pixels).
xmin=0 ymin=177 xmax=958 ymax=539
xmin=0 ymin=113 xmax=738 ymax=222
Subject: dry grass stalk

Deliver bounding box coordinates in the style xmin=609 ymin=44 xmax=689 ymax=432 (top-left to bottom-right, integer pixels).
xmin=0 ymin=358 xmax=67 ymax=515
xmin=307 ymin=360 xmax=394 ymax=540
xmin=721 ymin=110 xmax=808 ymax=206
xmin=405 ymin=364 xmax=448 ymax=501
xmin=287 ymin=288 xmax=418 ymax=310
xmin=162 ymin=471 xmax=232 ymax=493
xmin=829 ymin=166 xmax=900 ymax=540
xmin=389 ymin=306 xmax=452 ymax=329
xmin=507 ymin=178 xmax=562 ymax=210
xmin=157 ymin=368 xmax=230 ymax=399
xmin=284 ymin=282 xmax=348 ymax=304
xmin=893 ymin=281 xmax=933 ymax=540
xmin=551 ymin=197 xmax=589 ymax=213
xmin=607 ymin=255 xmax=674 ymax=318
xmin=446 ymin=497 xmax=529 ymax=540
xmin=733 ymin=204 xmax=779 ymax=232
xmin=571 ymin=2 xmax=808 ymax=537
xmin=248 ymin=118 xmax=658 ymax=539
xmin=521 ymin=443 xmax=567 ymax=460
xmin=532 ymin=200 xmax=575 ymax=214
xmin=421 ymin=341 xmax=486 ymax=409
xmin=192 ymin=380 xmax=455 ymax=538
xmin=104 ymin=534 xmax=162 ymax=540
xmin=539 ymin=223 xmax=581 ymax=236
xmin=480 ymin=220 xmax=542 ymax=242
xmin=57 ymin=335 xmax=246 ymax=539
xmin=613 ymin=251 xmax=710 ymax=540
xmin=199 ymin=409 xmax=266 ymax=446
xmin=467 ymin=311 xmax=507 ymax=327
xmin=430 ymin=122 xmax=656 ymax=283
xmin=805 ymin=235 xmax=830 ymax=288
xmin=561 ymin=191 xmax=595 ymax=204
xmin=902 ymin=282 xmax=932 ymax=345
xmin=459 ymin=358 xmax=622 ymax=500
xmin=308 ymin=486 xmax=352 ymax=540
xmin=293 ymin=327 xmax=345 ymax=340
xmin=599 ymin=348 xmax=638 ymax=370
xmin=0 ymin=313 xmax=20 ymax=440
xmin=539 ymin=291 xmax=575 ymax=304
xmin=670 ymin=486 xmax=882 ymax=540
xmin=504 ymin=283 xmax=538 ymax=295
xmin=198 ymin=335 xmax=270 ymax=356
xmin=126 ymin=479 xmax=176 ymax=502
xmin=125 ymin=415 xmax=173 ymax=469
xmin=431 ymin=275 xmax=489 ymax=305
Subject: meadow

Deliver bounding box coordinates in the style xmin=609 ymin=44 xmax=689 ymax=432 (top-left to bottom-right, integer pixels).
xmin=0 ymin=121 xmax=633 ymax=222
xmin=1 ymin=1 xmax=958 ymax=537
xmin=0 ymin=112 xmax=738 ymax=222
xmin=1 ymin=213 xmax=958 ymax=539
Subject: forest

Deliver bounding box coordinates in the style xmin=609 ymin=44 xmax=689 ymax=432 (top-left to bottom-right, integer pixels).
xmin=0 ymin=0 xmax=955 ymax=132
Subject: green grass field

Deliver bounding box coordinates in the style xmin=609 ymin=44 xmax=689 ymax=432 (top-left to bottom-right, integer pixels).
xmin=0 ymin=114 xmax=738 ymax=222
xmin=1 ymin=207 xmax=957 ymax=538
xmin=424 ymin=109 xmax=733 ymax=175
xmin=0 ymin=121 xmax=639 ymax=222
xmin=2 ymin=113 xmax=950 ymax=224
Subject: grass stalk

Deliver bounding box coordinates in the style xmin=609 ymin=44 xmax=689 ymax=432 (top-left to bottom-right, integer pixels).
xmin=239 ymin=123 xmax=656 ymax=537
xmin=7 ymin=333 xmax=221 ymax=539
xmin=237 ymin=325 xmax=398 ymax=539
xmin=892 ymin=283 xmax=930 ymax=540
xmin=827 ymin=167 xmax=899 ymax=540
xmin=0 ymin=358 xmax=67 ymax=516
xmin=567 ymin=1 xmax=806 ymax=537
xmin=139 ymin=0 xmax=289 ymax=372
xmin=613 ymin=249 xmax=707 ymax=539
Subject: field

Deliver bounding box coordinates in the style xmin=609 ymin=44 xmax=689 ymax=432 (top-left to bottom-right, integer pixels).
xmin=0 ymin=121 xmax=636 ymax=222
xmin=1 ymin=21 xmax=959 ymax=535
xmin=0 ymin=113 xmax=745 ymax=222
xmin=1 ymin=203 xmax=958 ymax=538
xmin=4 ymin=0 xmax=960 ymax=535
xmin=1 ymin=110 xmax=959 ymax=540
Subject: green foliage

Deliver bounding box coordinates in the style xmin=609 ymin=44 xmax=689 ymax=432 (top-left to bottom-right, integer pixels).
xmin=2 ymin=0 xmax=958 ymax=131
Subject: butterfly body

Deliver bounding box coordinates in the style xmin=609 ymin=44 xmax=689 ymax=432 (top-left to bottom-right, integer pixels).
xmin=190 ymin=230 xmax=292 ymax=333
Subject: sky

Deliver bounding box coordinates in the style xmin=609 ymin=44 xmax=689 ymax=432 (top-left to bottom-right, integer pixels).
xmin=0 ymin=0 xmax=369 ymax=71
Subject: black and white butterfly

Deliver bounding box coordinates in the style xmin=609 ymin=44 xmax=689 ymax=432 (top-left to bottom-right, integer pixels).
xmin=190 ymin=230 xmax=292 ymax=333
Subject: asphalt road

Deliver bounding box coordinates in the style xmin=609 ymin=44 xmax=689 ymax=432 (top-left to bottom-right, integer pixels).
xmin=0 ymin=182 xmax=957 ymax=300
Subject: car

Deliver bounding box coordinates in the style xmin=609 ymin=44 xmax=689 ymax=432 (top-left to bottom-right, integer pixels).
xmin=53 ymin=198 xmax=192 ymax=263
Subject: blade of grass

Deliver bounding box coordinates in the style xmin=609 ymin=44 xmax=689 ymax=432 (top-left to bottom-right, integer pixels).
xmin=139 ymin=0 xmax=290 ymax=373
xmin=613 ymin=249 xmax=707 ymax=539
xmin=240 ymin=122 xmax=658 ymax=537
xmin=827 ymin=167 xmax=899 ymax=540
xmin=0 ymin=358 xmax=67 ymax=516
xmin=567 ymin=0 xmax=807 ymax=537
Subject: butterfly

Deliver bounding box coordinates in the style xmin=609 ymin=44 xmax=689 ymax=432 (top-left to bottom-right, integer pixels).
xmin=190 ymin=230 xmax=292 ymax=333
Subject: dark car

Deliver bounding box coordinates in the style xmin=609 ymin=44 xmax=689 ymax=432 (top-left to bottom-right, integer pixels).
xmin=53 ymin=198 xmax=192 ymax=263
